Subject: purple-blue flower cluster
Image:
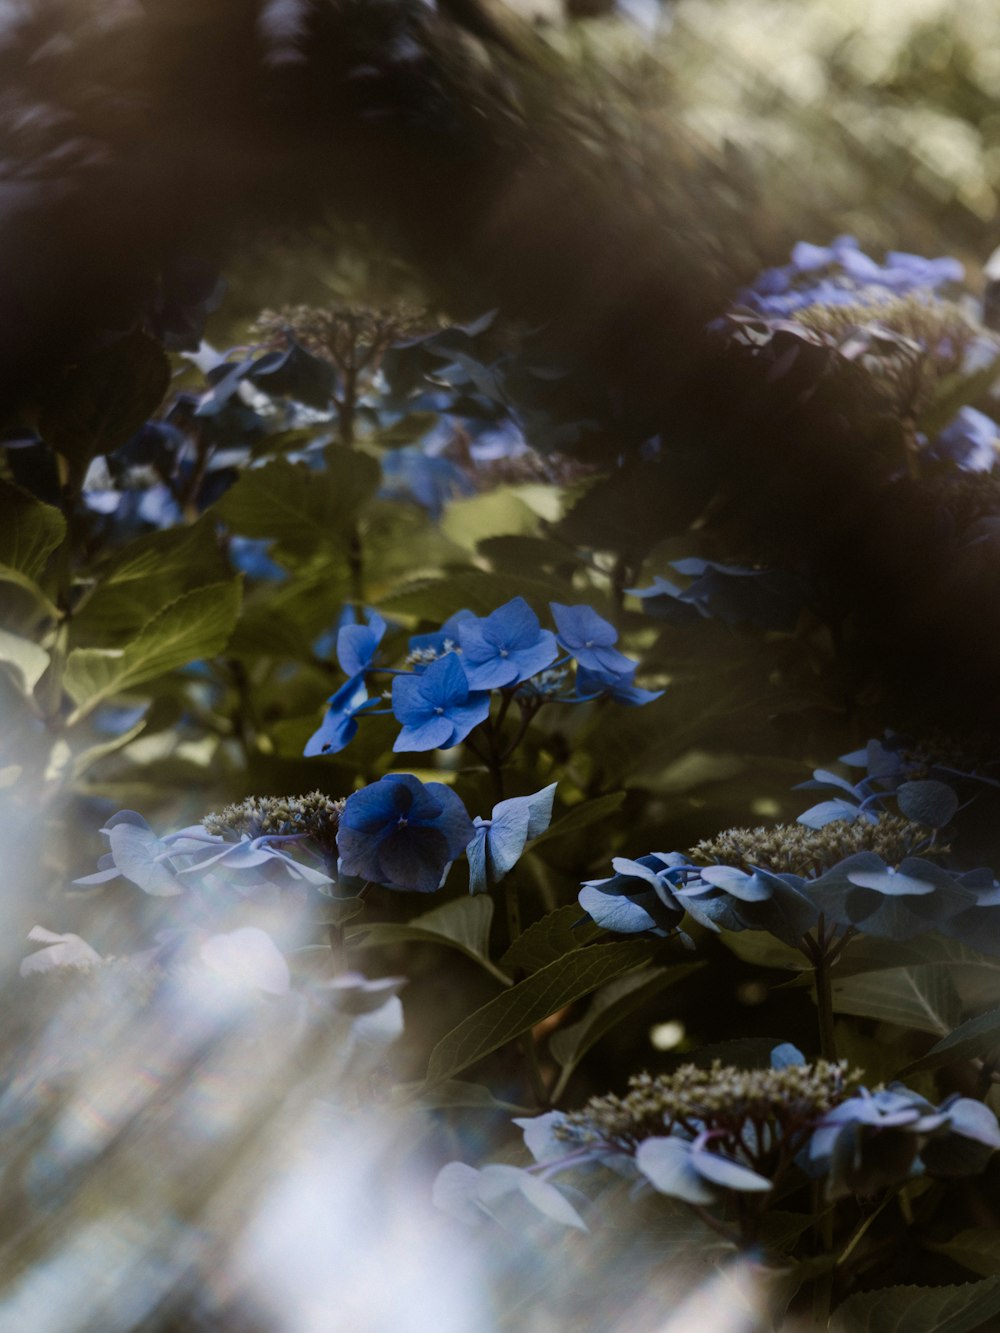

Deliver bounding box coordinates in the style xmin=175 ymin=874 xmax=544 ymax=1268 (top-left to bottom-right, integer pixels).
xmin=737 ymin=236 xmax=964 ymax=319
xmin=305 ymin=597 xmax=663 ymax=759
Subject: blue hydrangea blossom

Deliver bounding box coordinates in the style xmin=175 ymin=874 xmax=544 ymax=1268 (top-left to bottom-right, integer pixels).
xmin=457 ymin=597 xmax=557 ymax=690
xmin=391 ymin=652 xmax=491 ymax=751
xmin=336 ymin=773 xmax=475 ymax=893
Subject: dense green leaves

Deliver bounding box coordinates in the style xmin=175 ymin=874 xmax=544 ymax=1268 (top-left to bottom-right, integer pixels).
xmin=903 ymin=1007 xmax=1000 ymax=1074
xmin=214 ymin=448 xmax=380 ymax=556
xmin=64 ymin=578 xmax=242 ymax=720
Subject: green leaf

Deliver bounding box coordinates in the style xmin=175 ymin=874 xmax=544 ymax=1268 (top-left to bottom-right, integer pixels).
xmin=71 ymin=719 xmax=148 ymax=781
xmin=347 ymin=896 xmax=503 ymax=979
xmin=64 ymin=578 xmax=242 ymax=721
xmin=925 ymin=1229 xmax=1000 ymax=1279
xmin=550 ymin=962 xmax=703 ymax=1079
xmin=529 ymin=792 xmax=626 ymax=849
xmin=72 ymin=520 xmax=231 ymax=644
xmin=426 ymin=939 xmax=656 ymax=1084
xmin=383 ymin=570 xmax=592 ymax=622
xmin=0 ymin=628 xmax=50 ymax=694
xmin=214 ymin=448 xmax=380 ymax=556
xmin=902 ymin=1007 xmax=1000 ymax=1074
xmin=0 ymin=481 xmax=66 ymax=579
xmin=0 ymin=564 xmax=61 ymax=622
xmin=829 ymin=1276 xmax=1000 ymax=1333
xmin=499 ymin=904 xmax=601 ymax=975
xmin=39 ymin=331 xmax=170 ymax=467
xmin=440 ymin=488 xmax=542 ymax=552
xmin=721 ymin=930 xmax=809 ymax=972
xmin=831 ymin=965 xmax=962 ymax=1038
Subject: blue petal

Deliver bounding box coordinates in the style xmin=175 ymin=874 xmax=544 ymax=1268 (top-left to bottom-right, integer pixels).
xmin=394 ymin=715 xmax=455 ymax=752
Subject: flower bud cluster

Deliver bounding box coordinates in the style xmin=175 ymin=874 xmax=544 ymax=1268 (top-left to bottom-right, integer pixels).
xmin=690 ymin=813 xmax=935 ymax=879
xmin=556 ymin=1058 xmax=858 ymax=1152
xmin=203 ymin=791 xmax=345 ymax=856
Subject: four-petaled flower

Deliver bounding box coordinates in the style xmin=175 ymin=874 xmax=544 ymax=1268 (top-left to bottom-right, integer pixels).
xmin=337 ymin=773 xmax=475 ymax=893
xmin=391 ymin=652 xmax=491 ymax=751
xmin=551 ymin=603 xmax=636 ymax=676
xmin=458 ymin=597 xmax=557 ymax=689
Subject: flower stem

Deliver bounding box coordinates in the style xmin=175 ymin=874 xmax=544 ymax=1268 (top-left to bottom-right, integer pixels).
xmin=813 ymin=924 xmax=838 ymax=1064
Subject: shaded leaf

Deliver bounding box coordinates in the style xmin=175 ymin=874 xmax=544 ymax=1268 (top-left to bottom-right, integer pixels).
xmin=426 ymin=940 xmax=656 ymax=1084
xmin=529 ymin=791 xmax=626 ymax=849
xmin=0 ymin=480 xmax=66 ymax=579
xmin=550 ymin=963 xmax=703 ymax=1076
xmin=64 ymin=579 xmax=242 ymax=720
xmin=347 ymin=896 xmax=502 ymax=978
xmin=925 ymin=1230 xmax=1000 ymax=1279
xmin=383 ymin=570 xmax=587 ymax=622
xmin=499 ymin=904 xmax=601 ymax=975
xmin=897 ymin=781 xmax=959 ymax=828
xmin=215 ymin=448 xmax=380 ymax=556
xmin=39 ymin=331 xmax=170 ymax=467
xmin=902 ymin=1007 xmax=1000 ymax=1074
xmin=829 ymin=1276 xmax=1000 ymax=1333
xmin=832 ymin=966 xmax=962 ymax=1038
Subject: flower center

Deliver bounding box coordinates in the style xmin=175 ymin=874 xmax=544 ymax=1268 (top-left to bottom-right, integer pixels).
xmin=397 ymin=815 xmax=408 ymax=828
xmin=499 ymin=648 xmax=509 ymax=657
xmin=584 ymin=640 xmax=594 ymax=648
xmin=434 ymin=706 xmax=445 ymax=715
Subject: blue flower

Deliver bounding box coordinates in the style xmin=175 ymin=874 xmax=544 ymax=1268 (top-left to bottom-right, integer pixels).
xmin=467 ymin=784 xmax=557 ymax=895
xmin=550 ymin=603 xmax=635 ymax=676
xmin=573 ymin=664 xmax=663 ymax=707
xmin=579 ymin=854 xmax=688 ymax=936
xmin=408 ymin=609 xmax=477 ymax=664
xmin=457 ymin=597 xmax=557 ymax=689
xmin=337 ymin=773 xmax=475 ymax=893
xmin=337 ymin=611 xmax=387 ymax=676
xmin=931 ymin=406 xmax=999 ymax=473
xmin=391 ymin=653 xmax=491 ymax=751
xmin=305 ymin=674 xmax=374 ymax=757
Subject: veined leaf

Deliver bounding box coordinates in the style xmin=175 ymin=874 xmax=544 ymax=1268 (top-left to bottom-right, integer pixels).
xmin=64 ymin=579 xmax=242 ymax=721
xmin=215 ymin=448 xmax=380 ymax=555
xmin=0 ymin=481 xmax=66 ymax=580
xmin=72 ymin=520 xmax=230 ymax=644
xmin=0 ymin=563 xmax=61 ymax=621
xmin=831 ymin=965 xmax=962 ymax=1038
xmin=829 ymin=1276 xmax=1000 ymax=1333
xmin=499 ymin=903 xmax=601 ymax=975
xmin=925 ymin=1229 xmax=1000 ymax=1279
xmin=902 ymin=1007 xmax=1000 ymax=1074
xmin=530 ymin=792 xmax=626 ymax=849
xmin=426 ymin=939 xmax=656 ymax=1084
xmin=347 ymin=896 xmax=504 ymax=981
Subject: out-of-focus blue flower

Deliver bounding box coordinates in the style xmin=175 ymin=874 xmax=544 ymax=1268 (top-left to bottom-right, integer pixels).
xmin=931 ymin=406 xmax=999 ymax=473
xmin=457 ymin=597 xmax=557 ymax=689
xmin=228 ymin=537 xmax=287 ymax=581
xmin=550 ymin=603 xmax=635 ymax=676
xmin=379 ymin=446 xmax=475 ymax=518
xmin=737 ymin=236 xmax=964 ymax=318
xmin=337 ymin=612 xmax=387 ymax=676
xmin=391 ymin=653 xmax=491 ymax=752
xmin=337 ymin=773 xmax=475 ymax=893
xmin=573 ymin=664 xmax=663 ymax=707
xmin=467 ymin=784 xmax=557 ymax=895
xmin=630 ymin=559 xmax=803 ymax=631
xmin=304 ymin=674 xmax=375 ymax=757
